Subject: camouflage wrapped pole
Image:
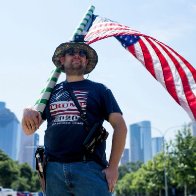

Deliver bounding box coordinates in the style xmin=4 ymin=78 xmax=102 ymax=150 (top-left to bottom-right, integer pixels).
xmin=34 ymin=5 xmax=95 ymax=114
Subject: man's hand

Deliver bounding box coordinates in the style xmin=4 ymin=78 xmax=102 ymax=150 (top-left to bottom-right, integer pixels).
xmin=22 ymin=108 xmax=42 ymax=135
xmin=105 ymin=112 xmax=127 ymax=192
xmin=102 ymin=166 xmax=118 ymax=192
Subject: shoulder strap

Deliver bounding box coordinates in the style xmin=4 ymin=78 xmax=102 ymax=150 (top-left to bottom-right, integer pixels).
xmin=64 ymin=82 xmax=89 ymax=129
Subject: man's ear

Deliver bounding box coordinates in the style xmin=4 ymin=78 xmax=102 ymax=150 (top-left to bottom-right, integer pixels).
xmin=60 ymin=56 xmax=65 ymax=64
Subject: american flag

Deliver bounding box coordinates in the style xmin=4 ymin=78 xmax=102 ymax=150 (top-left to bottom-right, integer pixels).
xmin=84 ymin=15 xmax=196 ymax=121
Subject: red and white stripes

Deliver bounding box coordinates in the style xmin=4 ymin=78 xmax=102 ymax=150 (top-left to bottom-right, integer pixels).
xmin=85 ymin=15 xmax=196 ymax=120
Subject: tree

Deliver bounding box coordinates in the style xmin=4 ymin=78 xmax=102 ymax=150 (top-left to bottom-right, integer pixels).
xmin=0 ymin=149 xmax=41 ymax=192
xmin=170 ymin=127 xmax=196 ymax=195
xmin=0 ymin=159 xmax=19 ymax=187
xmin=19 ymin=163 xmax=33 ymax=181
xmin=30 ymin=172 xmax=41 ymax=192
xmin=0 ymin=149 xmax=10 ymax=161
xmin=11 ymin=177 xmax=31 ymax=191
xmin=116 ymin=172 xmax=135 ymax=196
xmin=144 ymin=155 xmax=166 ymax=196
xmin=118 ymin=161 xmax=142 ymax=180
xmin=115 ymin=126 xmax=196 ymax=196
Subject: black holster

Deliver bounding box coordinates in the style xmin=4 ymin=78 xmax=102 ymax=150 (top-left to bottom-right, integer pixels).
xmin=83 ymin=122 xmax=109 ymax=153
xmin=35 ymin=146 xmax=46 ymax=193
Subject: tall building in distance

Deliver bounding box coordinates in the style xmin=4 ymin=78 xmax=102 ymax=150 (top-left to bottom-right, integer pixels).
xmin=129 ymin=121 xmax=152 ymax=163
xmin=19 ymin=132 xmax=39 ymax=169
xmin=152 ymin=137 xmax=164 ymax=157
xmin=33 ymin=133 xmax=40 ymax=169
xmin=129 ymin=123 xmax=143 ymax=163
xmin=0 ymin=101 xmax=40 ymax=169
xmin=120 ymin=148 xmax=129 ymax=165
xmin=0 ymin=101 xmax=21 ymax=160
xmin=139 ymin=121 xmax=152 ymax=163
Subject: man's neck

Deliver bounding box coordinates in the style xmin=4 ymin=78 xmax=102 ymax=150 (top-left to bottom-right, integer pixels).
xmin=66 ymin=75 xmax=85 ymax=82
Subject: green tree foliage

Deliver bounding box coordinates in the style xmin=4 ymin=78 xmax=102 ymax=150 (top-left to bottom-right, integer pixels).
xmin=118 ymin=161 xmax=142 ymax=180
xmin=0 ymin=149 xmax=10 ymax=161
xmin=116 ymin=162 xmax=143 ymax=195
xmin=116 ymin=126 xmax=196 ymax=196
xmin=170 ymin=127 xmax=196 ymax=195
xmin=131 ymin=167 xmax=147 ymax=195
xmin=11 ymin=177 xmax=31 ymax=191
xmin=116 ymin=173 xmax=135 ymax=196
xmin=0 ymin=159 xmax=19 ymax=187
xmin=0 ymin=149 xmax=41 ymax=192
xmin=19 ymin=163 xmax=33 ymax=181
xmin=30 ymin=172 xmax=41 ymax=192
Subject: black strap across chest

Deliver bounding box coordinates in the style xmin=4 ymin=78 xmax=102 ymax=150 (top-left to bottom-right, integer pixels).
xmin=63 ymin=82 xmax=89 ymax=129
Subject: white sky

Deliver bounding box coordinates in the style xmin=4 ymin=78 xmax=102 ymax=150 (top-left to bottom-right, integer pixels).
xmin=0 ymin=0 xmax=196 ymax=157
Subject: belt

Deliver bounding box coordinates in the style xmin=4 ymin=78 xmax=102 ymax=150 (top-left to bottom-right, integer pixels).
xmin=47 ymin=154 xmax=93 ymax=163
xmin=46 ymin=154 xmax=107 ymax=168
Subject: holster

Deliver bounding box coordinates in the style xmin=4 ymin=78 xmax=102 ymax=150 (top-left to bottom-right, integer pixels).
xmin=83 ymin=122 xmax=109 ymax=153
xmin=35 ymin=146 xmax=46 ymax=193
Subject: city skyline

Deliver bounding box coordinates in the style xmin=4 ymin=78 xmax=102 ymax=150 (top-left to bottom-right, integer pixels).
xmin=121 ymin=121 xmax=165 ymax=165
xmin=0 ymin=101 xmax=39 ymax=169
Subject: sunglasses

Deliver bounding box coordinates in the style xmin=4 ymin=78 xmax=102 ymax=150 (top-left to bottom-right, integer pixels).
xmin=65 ymin=48 xmax=88 ymax=58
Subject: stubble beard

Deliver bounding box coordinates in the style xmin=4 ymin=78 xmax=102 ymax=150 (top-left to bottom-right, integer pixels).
xmin=63 ymin=61 xmax=86 ymax=76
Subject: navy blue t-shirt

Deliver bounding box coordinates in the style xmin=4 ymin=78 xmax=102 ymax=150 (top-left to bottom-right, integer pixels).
xmin=42 ymin=79 xmax=122 ymax=166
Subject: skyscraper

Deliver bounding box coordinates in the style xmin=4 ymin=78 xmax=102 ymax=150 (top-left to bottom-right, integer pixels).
xmin=139 ymin=121 xmax=152 ymax=163
xmin=0 ymin=101 xmax=21 ymax=160
xmin=120 ymin=148 xmax=129 ymax=165
xmin=129 ymin=121 xmax=152 ymax=163
xmin=19 ymin=132 xmax=39 ymax=169
xmin=152 ymin=137 xmax=164 ymax=157
xmin=129 ymin=123 xmax=143 ymax=162
xmin=33 ymin=133 xmax=40 ymax=169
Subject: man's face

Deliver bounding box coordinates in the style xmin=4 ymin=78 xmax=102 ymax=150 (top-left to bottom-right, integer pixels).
xmin=60 ymin=48 xmax=89 ymax=76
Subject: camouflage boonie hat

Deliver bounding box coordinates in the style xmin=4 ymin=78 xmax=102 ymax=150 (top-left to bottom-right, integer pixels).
xmin=52 ymin=35 xmax=98 ymax=74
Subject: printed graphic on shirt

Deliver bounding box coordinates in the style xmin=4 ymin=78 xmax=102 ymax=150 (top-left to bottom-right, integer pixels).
xmin=49 ymin=87 xmax=88 ymax=125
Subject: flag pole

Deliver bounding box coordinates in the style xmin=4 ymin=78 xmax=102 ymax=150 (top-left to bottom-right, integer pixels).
xmin=34 ymin=5 xmax=95 ymax=114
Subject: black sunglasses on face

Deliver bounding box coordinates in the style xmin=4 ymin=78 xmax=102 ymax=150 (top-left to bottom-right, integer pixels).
xmin=65 ymin=48 xmax=87 ymax=58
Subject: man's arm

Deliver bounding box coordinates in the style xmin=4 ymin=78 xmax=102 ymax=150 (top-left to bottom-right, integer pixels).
xmin=22 ymin=108 xmax=44 ymax=135
xmin=103 ymin=112 xmax=127 ymax=192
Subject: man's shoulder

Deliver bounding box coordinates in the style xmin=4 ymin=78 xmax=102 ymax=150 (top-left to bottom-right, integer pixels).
xmin=87 ymin=80 xmax=108 ymax=90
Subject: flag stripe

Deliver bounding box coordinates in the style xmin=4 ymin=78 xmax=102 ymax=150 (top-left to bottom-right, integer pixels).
xmin=145 ymin=37 xmax=180 ymax=104
xmin=157 ymin=42 xmax=196 ymax=119
xmin=149 ymin=39 xmax=196 ymax=99
xmin=160 ymin=42 xmax=196 ymax=83
xmin=164 ymin=47 xmax=196 ymax=98
xmin=135 ymin=37 xmax=167 ymax=88
xmin=84 ymin=15 xmax=196 ymax=120
xmin=155 ymin=41 xmax=196 ymax=82
xmin=139 ymin=37 xmax=196 ymax=119
xmin=86 ymin=22 xmax=139 ymax=37
xmin=135 ymin=38 xmax=157 ymax=79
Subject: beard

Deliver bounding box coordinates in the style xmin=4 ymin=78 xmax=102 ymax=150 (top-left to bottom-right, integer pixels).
xmin=63 ymin=60 xmax=87 ymax=76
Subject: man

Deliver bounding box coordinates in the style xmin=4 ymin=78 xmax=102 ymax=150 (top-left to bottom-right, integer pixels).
xmin=22 ymin=36 xmax=127 ymax=196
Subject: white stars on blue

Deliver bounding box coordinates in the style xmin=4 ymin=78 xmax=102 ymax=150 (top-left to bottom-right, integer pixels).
xmin=116 ymin=35 xmax=140 ymax=48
